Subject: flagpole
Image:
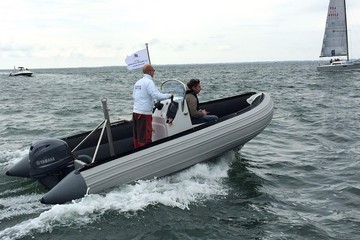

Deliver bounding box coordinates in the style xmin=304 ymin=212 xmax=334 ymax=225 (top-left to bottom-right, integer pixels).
xmin=145 ymin=43 xmax=151 ymax=64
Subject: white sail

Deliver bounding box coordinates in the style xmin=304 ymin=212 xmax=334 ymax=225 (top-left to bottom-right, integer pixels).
xmin=319 ymin=0 xmax=348 ymax=58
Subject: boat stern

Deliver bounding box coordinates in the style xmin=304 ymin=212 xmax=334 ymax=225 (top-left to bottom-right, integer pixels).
xmin=40 ymin=170 xmax=88 ymax=204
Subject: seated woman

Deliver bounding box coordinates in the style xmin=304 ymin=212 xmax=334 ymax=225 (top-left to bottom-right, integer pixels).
xmin=185 ymin=79 xmax=218 ymax=124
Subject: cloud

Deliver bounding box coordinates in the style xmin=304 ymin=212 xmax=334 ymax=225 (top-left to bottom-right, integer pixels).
xmin=0 ymin=0 xmax=360 ymax=68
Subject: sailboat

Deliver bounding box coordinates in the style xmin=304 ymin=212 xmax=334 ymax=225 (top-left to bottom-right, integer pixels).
xmin=317 ymin=0 xmax=360 ymax=71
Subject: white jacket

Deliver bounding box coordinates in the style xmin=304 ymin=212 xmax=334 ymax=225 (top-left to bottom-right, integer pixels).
xmin=132 ymin=74 xmax=170 ymax=115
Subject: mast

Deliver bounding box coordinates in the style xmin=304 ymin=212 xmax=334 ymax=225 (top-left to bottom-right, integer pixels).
xmin=344 ymin=0 xmax=349 ymax=61
xmin=145 ymin=43 xmax=151 ymax=64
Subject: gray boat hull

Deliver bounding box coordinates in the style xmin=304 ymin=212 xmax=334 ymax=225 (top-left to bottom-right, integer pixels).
xmin=41 ymin=92 xmax=273 ymax=204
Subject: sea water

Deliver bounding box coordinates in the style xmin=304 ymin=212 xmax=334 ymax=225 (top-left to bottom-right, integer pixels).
xmin=0 ymin=62 xmax=359 ymax=239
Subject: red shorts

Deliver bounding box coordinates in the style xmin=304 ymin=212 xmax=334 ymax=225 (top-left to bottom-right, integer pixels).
xmin=132 ymin=113 xmax=152 ymax=148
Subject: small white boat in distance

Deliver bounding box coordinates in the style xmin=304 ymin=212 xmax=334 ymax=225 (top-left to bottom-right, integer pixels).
xmin=9 ymin=66 xmax=34 ymax=77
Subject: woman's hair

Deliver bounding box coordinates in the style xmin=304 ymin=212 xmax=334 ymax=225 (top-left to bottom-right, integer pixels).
xmin=187 ymin=79 xmax=200 ymax=89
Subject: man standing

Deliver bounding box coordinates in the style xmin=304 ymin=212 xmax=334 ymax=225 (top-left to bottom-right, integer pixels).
xmin=132 ymin=64 xmax=172 ymax=148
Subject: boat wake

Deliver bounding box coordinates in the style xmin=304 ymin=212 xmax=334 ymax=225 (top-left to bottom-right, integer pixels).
xmin=0 ymin=151 xmax=234 ymax=240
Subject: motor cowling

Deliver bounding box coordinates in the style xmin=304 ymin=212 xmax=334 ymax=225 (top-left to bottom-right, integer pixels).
xmin=29 ymin=139 xmax=75 ymax=180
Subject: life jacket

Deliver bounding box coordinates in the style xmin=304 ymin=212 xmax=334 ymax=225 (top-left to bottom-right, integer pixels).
xmin=185 ymin=90 xmax=199 ymax=111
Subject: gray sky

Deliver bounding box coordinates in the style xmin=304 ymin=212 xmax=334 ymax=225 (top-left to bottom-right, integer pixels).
xmin=1 ymin=0 xmax=360 ymax=69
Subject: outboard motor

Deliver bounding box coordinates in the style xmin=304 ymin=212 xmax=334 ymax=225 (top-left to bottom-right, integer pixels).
xmin=29 ymin=139 xmax=75 ymax=190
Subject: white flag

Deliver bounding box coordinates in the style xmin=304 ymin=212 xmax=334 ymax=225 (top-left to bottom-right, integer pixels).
xmin=125 ymin=48 xmax=149 ymax=70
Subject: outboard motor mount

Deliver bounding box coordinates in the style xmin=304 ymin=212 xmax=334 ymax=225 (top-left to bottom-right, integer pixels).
xmin=29 ymin=139 xmax=75 ymax=189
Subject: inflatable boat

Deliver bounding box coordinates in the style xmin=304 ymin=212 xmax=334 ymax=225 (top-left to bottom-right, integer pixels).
xmin=6 ymin=80 xmax=274 ymax=204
